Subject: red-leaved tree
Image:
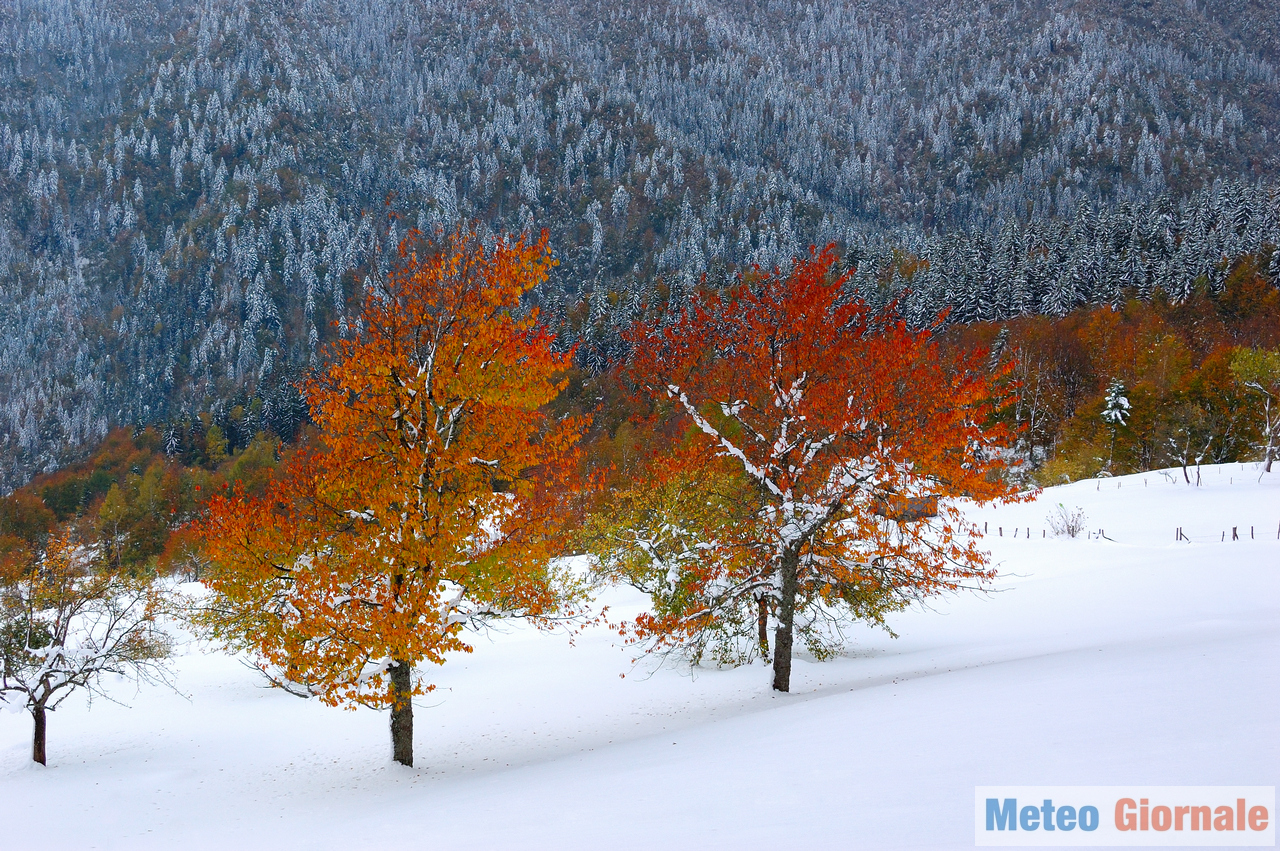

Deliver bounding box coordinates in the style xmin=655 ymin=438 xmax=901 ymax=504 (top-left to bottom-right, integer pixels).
xmin=624 ymin=247 xmax=1023 ymax=691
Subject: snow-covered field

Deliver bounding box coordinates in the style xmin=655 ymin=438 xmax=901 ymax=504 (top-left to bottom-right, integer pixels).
xmin=2 ymin=464 xmax=1277 ymax=849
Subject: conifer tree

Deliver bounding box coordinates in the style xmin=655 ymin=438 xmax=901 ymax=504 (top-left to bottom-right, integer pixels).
xmin=1101 ymin=379 xmax=1131 ymax=473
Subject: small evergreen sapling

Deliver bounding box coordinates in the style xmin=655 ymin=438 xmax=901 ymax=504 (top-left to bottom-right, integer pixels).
xmin=1101 ymin=379 xmax=1130 ymax=473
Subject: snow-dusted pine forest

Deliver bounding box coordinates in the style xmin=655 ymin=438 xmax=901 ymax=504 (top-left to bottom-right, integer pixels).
xmin=1 ymin=0 xmax=1278 ymax=490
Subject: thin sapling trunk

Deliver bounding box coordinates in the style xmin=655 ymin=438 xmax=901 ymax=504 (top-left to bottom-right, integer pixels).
xmin=756 ymin=596 xmax=770 ymax=662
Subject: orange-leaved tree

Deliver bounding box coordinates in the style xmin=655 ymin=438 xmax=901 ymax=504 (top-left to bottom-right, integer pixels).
xmin=624 ymin=246 xmax=1023 ymax=692
xmin=198 ymin=226 xmax=586 ymax=766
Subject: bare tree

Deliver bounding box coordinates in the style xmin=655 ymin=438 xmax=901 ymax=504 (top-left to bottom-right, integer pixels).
xmin=1 ymin=531 xmax=176 ymax=765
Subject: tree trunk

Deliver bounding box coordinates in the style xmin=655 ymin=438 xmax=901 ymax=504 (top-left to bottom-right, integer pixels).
xmin=756 ymin=595 xmax=770 ymax=662
xmin=32 ymin=704 xmax=47 ymax=766
xmin=771 ymin=548 xmax=800 ymax=692
xmin=389 ymin=660 xmax=414 ymax=767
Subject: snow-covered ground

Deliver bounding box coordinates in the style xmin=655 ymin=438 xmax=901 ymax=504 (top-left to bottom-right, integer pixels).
xmin=2 ymin=464 xmax=1276 ymax=849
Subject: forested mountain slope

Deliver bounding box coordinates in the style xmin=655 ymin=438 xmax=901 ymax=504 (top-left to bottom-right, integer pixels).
xmin=1 ymin=0 xmax=1278 ymax=490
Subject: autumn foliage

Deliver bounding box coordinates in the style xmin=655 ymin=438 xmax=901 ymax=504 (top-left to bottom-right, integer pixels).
xmin=198 ymin=227 xmax=585 ymax=766
xmin=949 ymin=256 xmax=1280 ymax=483
xmin=611 ymin=246 xmax=1023 ymax=691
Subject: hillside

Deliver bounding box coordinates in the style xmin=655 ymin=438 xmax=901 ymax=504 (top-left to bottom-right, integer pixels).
xmin=2 ymin=0 xmax=1280 ymax=490
xmin=0 ymin=463 xmax=1275 ymax=848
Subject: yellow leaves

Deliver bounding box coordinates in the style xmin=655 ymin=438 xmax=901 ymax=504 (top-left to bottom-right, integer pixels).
xmin=1231 ymin=347 xmax=1280 ymax=394
xmin=198 ymin=225 xmax=584 ymax=711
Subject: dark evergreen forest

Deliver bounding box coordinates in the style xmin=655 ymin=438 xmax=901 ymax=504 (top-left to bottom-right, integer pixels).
xmin=1 ymin=0 xmax=1278 ymax=491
